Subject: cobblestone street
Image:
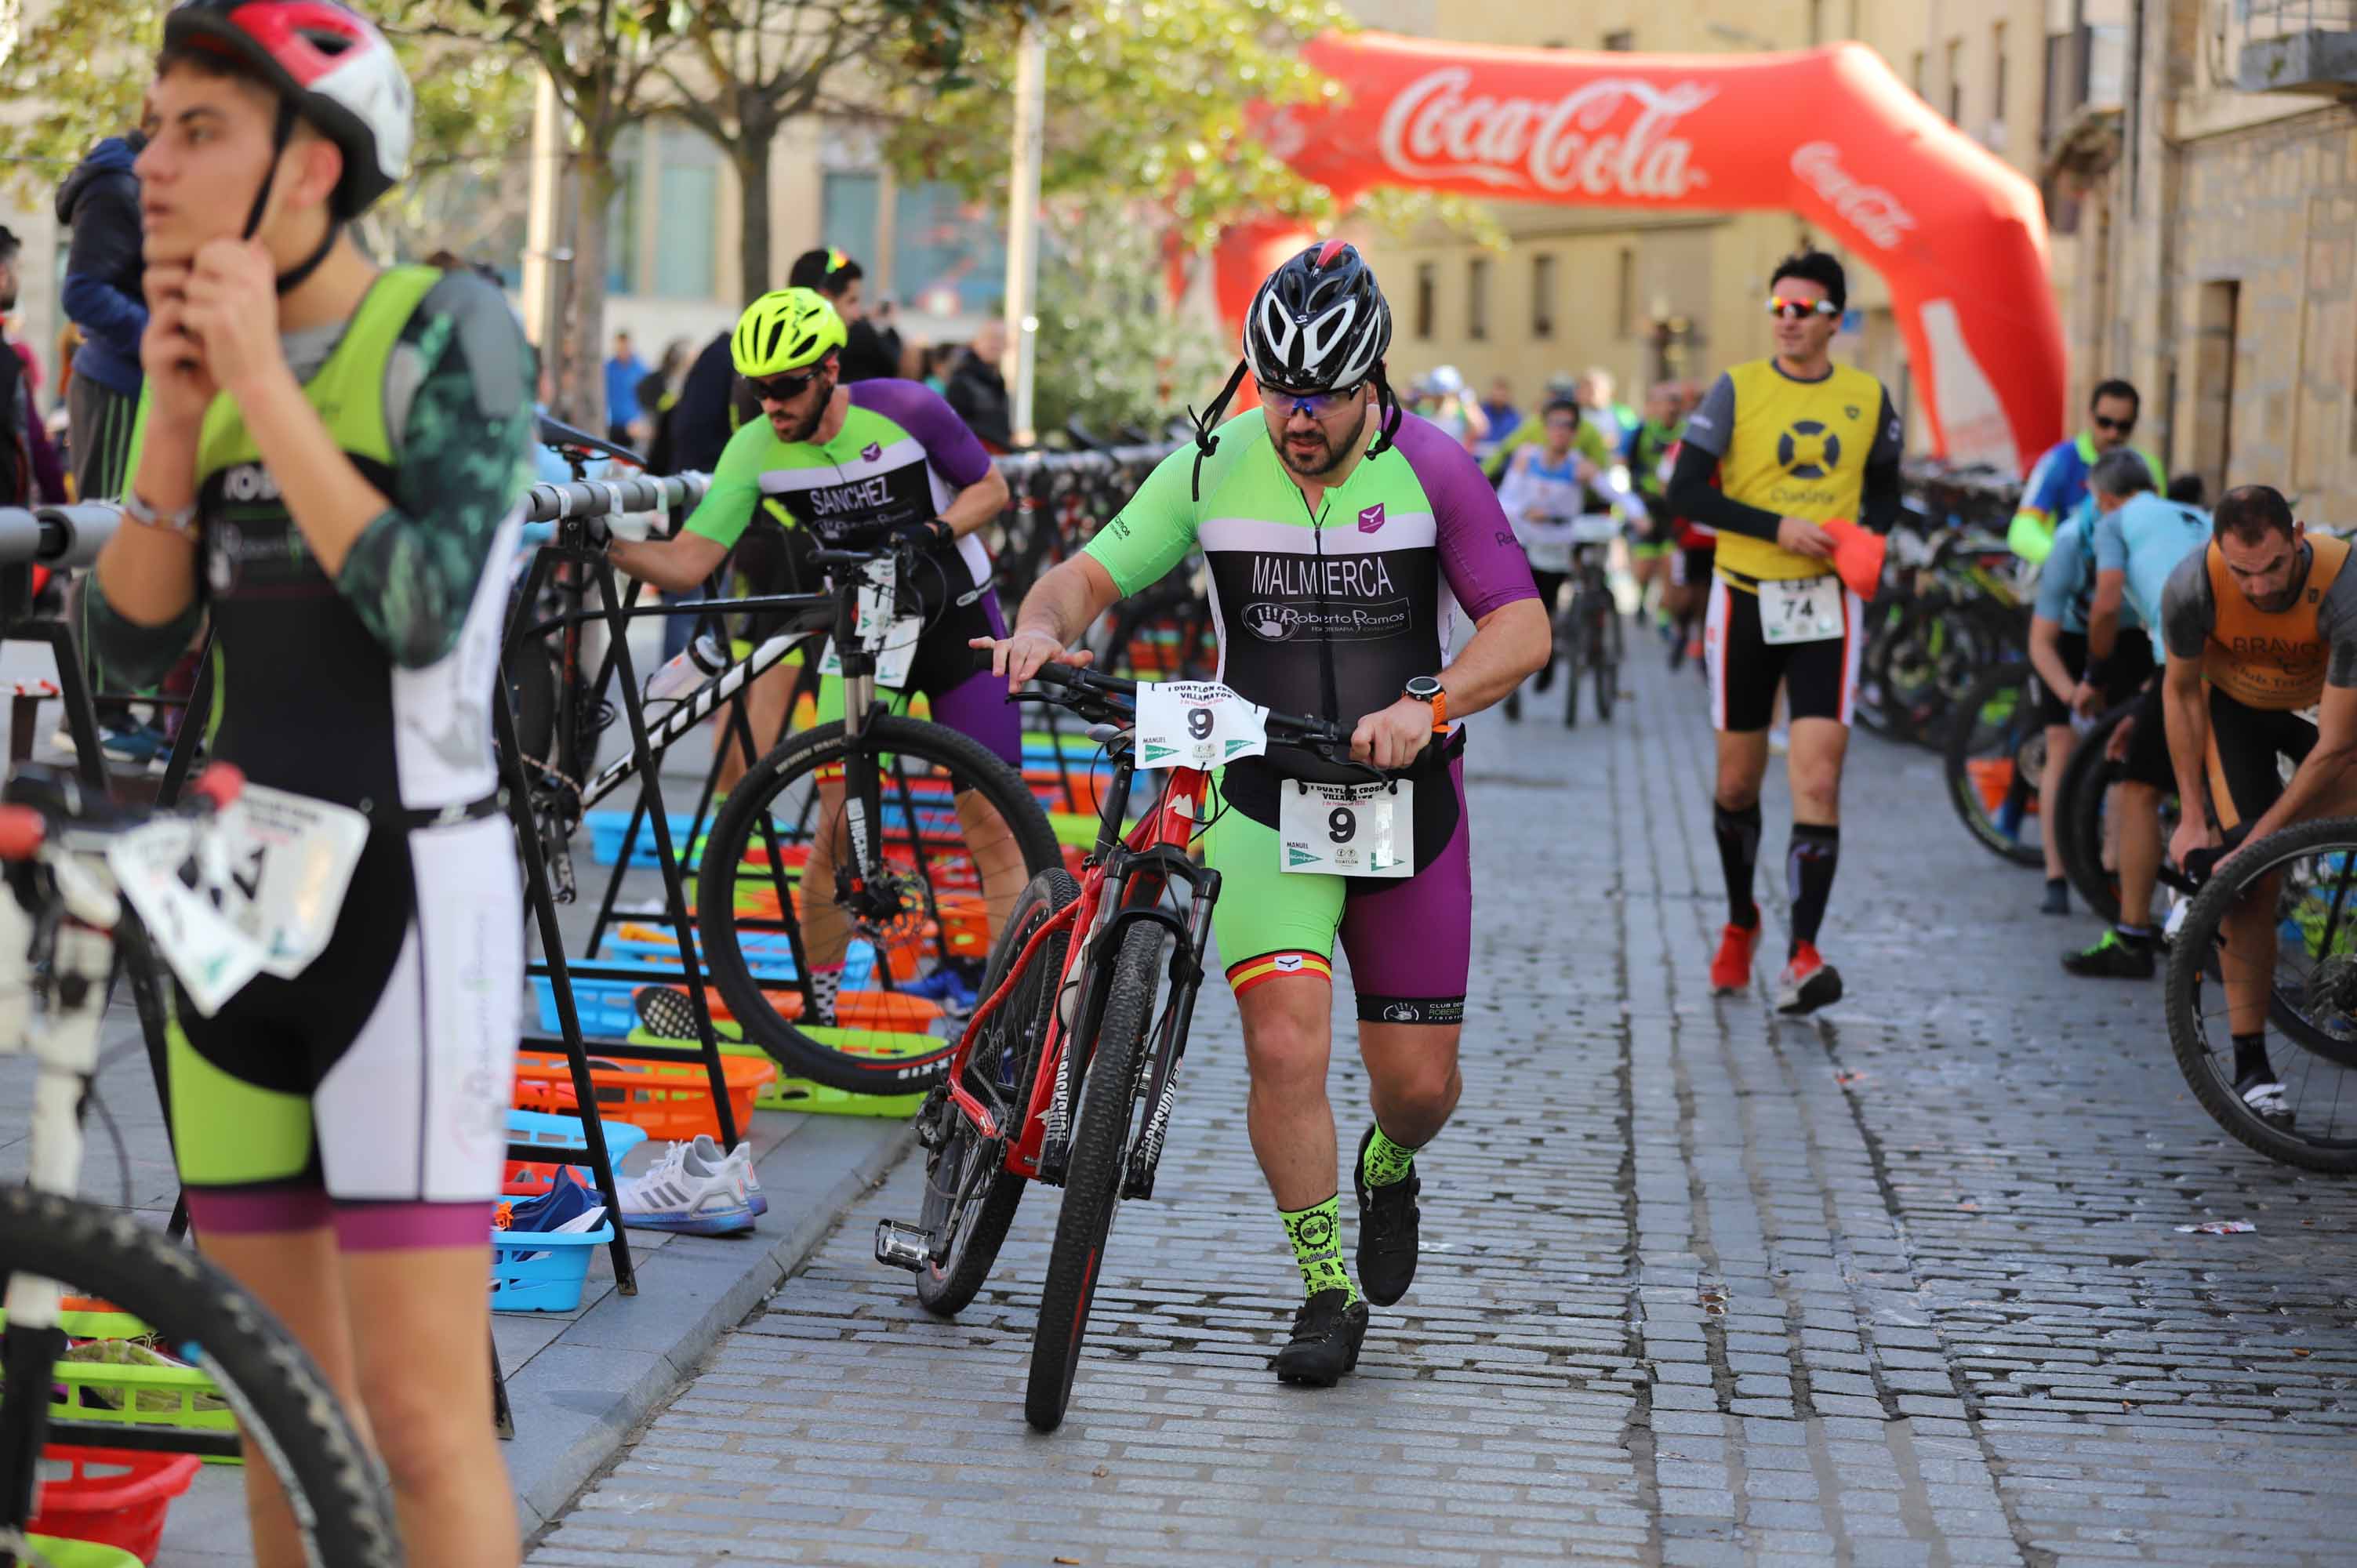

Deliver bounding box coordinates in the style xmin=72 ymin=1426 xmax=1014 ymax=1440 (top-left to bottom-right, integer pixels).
xmin=529 ymin=647 xmax=2357 ymax=1568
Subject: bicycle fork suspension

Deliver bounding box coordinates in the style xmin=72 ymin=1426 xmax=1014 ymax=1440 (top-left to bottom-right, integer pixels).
xmin=1123 ymin=870 xmax=1219 ymax=1202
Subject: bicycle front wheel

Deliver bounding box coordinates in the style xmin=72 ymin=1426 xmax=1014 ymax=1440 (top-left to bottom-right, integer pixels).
xmin=1944 ymin=662 xmax=2046 ymax=868
xmin=0 ymin=1186 xmax=401 ymax=1566
xmin=1026 ymin=919 xmax=1168 ymax=1432
xmin=696 ymin=715 xmax=1061 ymax=1096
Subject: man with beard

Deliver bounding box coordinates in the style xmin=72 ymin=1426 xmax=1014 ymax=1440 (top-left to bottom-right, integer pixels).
xmin=974 ymin=241 xmax=1549 ymax=1387
xmin=605 ymin=287 xmax=1022 ymax=1018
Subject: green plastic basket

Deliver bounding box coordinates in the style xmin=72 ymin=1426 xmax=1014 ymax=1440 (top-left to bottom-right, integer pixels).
xmin=0 ymin=1308 xmax=241 ymax=1466
xmin=623 ymin=1026 xmax=930 ymax=1119
xmin=23 ymin=1533 xmax=146 ymax=1568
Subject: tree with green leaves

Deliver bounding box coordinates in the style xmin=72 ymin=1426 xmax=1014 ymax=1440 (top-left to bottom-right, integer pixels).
xmin=1030 ymin=194 xmax=1226 ymax=439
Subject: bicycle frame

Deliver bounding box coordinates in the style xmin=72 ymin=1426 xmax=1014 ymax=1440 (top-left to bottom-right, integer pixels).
xmin=942 ymin=741 xmax=1219 ymax=1199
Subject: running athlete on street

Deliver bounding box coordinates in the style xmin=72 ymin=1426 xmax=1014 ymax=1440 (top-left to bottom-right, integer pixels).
xmin=2025 ymin=496 xmax=2156 ymax=914
xmin=608 ymin=288 xmax=1026 ymax=1017
xmin=2158 ymin=484 xmax=2357 ymax=1125
xmin=1665 ymin=252 xmax=1904 ymax=1014
xmin=975 ymin=241 xmax=1549 ymax=1385
xmin=1495 ymin=395 xmax=1607 ymax=715
xmin=2067 ymin=452 xmax=2208 ymax=981
xmin=1625 ymin=380 xmax=1683 ymax=633
xmin=2008 ymin=379 xmax=2163 ymax=565
xmin=85 ymin=5 xmax=527 ymax=1562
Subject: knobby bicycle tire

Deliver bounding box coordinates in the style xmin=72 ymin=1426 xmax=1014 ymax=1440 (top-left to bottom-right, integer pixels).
xmin=1943 ymin=662 xmax=2046 ymax=869
xmin=696 ymin=715 xmax=1060 ymax=1096
xmin=1593 ymin=608 xmax=1618 ymax=724
xmin=0 ymin=1185 xmax=401 ymax=1566
xmin=914 ymin=867 xmax=1079 ymax=1319
xmin=1026 ymin=920 xmax=1164 ymax=1432
xmin=1561 ymin=609 xmax=1585 ymax=728
xmin=2163 ymin=817 xmax=2357 ymax=1172
xmin=2057 ymin=704 xmax=2130 ymax=925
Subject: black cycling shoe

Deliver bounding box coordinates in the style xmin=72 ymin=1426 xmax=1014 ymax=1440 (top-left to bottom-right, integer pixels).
xmin=2040 ymin=879 xmax=2070 ymax=916
xmin=1272 ymin=1288 xmax=1369 ymax=1386
xmin=1353 ymin=1124 xmax=1422 ymax=1307
xmin=2061 ymin=927 xmax=2155 ymax=978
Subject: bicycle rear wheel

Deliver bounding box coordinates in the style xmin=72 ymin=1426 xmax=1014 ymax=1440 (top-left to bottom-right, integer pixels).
xmin=1026 ymin=920 xmax=1168 ymax=1432
xmin=1943 ymin=662 xmax=2046 ymax=867
xmin=2057 ymin=705 xmax=2130 ymax=924
xmin=1592 ymin=603 xmax=1617 ymax=724
xmin=2164 ymin=818 xmax=2357 ymax=1171
xmin=913 ymin=867 xmax=1079 ymax=1318
xmin=0 ymin=1186 xmax=401 ymax=1566
xmin=695 ymin=715 xmax=1060 ymax=1095
xmin=1560 ymin=608 xmax=1584 ymax=728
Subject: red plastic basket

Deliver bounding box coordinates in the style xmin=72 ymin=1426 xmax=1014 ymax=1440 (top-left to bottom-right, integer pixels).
xmin=512 ymin=1050 xmax=774 ymax=1142
xmin=29 ymin=1446 xmax=202 ymax=1564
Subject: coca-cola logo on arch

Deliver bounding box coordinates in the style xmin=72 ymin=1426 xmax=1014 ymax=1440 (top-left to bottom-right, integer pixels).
xmin=1376 ymin=67 xmax=1717 ymax=198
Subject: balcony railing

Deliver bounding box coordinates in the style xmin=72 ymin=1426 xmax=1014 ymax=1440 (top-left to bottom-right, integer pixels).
xmin=2236 ymin=0 xmax=2357 ymax=93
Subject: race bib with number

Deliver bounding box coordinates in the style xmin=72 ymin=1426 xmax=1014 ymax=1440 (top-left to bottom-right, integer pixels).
xmin=1521 ymin=534 xmax=1574 ymax=574
xmin=1134 ymin=681 xmax=1270 ymax=770
xmin=1278 ymin=779 xmax=1413 ymax=879
xmin=107 ymin=786 xmax=369 ymax=1014
xmin=816 ymin=557 xmax=921 ymax=686
xmin=1757 ymin=575 xmax=1847 ymax=645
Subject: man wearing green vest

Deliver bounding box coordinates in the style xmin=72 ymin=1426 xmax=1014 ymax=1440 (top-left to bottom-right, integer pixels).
xmin=85 ymin=3 xmax=533 ymax=1563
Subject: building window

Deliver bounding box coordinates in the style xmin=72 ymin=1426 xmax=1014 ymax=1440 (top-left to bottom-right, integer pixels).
xmin=1945 ymin=38 xmax=1963 ymax=122
xmin=1992 ymin=21 xmax=2008 ymax=125
xmin=820 ymin=171 xmax=883 ymax=275
xmin=1532 ymin=253 xmax=1556 ymax=339
xmin=1602 ymin=29 xmax=1634 ymax=51
xmin=894 ymin=183 xmax=1006 ymax=315
xmin=1807 ymin=0 xmax=1823 ymax=47
xmin=605 ymin=125 xmax=642 ymax=295
xmin=1468 ymin=256 xmax=1490 ymax=341
xmin=1911 ymin=50 xmax=1926 ymax=97
xmin=1415 ymin=262 xmax=1435 ymax=341
xmin=1616 ymin=248 xmax=1636 ymax=340
xmin=649 ymin=123 xmax=717 ymax=299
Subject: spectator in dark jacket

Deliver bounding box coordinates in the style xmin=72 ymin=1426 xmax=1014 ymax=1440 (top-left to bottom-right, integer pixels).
xmin=944 ymin=319 xmax=1013 ymax=451
xmin=56 ymin=132 xmax=147 ymax=503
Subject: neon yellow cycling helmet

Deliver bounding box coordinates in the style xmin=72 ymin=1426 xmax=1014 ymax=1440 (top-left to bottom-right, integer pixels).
xmin=731 ymin=288 xmax=848 ymax=379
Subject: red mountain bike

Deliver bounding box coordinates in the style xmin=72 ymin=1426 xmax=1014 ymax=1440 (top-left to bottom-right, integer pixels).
xmin=873 ymin=663 xmax=1364 ymax=1431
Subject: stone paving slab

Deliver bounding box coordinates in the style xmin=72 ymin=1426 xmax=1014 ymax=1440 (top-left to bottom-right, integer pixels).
xmin=532 ymin=642 xmax=2357 ymax=1567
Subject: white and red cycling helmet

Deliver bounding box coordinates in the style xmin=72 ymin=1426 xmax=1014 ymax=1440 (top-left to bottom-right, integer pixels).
xmin=163 ymin=0 xmax=413 ymax=223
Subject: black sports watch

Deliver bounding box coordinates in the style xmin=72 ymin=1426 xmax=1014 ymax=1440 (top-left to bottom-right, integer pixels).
xmin=1403 ymin=675 xmax=1447 ymax=731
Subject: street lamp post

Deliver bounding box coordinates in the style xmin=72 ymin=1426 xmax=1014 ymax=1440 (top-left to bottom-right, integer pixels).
xmin=1002 ymin=18 xmax=1047 ymax=448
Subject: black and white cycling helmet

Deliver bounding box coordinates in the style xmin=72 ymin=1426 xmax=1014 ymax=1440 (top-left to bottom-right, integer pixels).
xmin=1242 ymin=240 xmax=1391 ymax=394
xmin=1186 ymin=239 xmax=1401 ymax=497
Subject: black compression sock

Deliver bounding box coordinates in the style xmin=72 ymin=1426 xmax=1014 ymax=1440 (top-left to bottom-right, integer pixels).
xmin=2233 ymin=1032 xmax=2273 ymax=1083
xmin=1786 ymin=822 xmax=1841 ymax=951
xmin=1713 ymin=801 xmax=1763 ymax=928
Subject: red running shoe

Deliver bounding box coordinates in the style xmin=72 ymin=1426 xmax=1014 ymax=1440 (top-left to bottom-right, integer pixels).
xmin=1775 ymin=942 xmax=1845 ymax=1015
xmin=1710 ymin=923 xmax=1759 ymax=993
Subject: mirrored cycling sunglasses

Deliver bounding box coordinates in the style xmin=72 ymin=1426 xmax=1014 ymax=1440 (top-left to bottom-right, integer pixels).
xmin=1264 ymin=381 xmax=1367 ymax=418
xmin=1766 ymin=295 xmax=1842 ymax=321
xmin=746 ymin=367 xmax=824 ymax=403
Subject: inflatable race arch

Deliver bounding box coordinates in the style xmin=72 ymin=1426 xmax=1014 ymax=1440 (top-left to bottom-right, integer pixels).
xmin=1224 ymin=31 xmax=2065 ymax=466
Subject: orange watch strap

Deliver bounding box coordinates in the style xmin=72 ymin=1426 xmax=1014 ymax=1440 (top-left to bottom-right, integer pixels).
xmin=1429 ymin=688 xmax=1448 ymax=731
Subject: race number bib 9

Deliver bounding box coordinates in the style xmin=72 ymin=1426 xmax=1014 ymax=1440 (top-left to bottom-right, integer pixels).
xmin=1134 ymin=681 xmax=1270 ymax=770
xmin=109 ymin=786 xmax=369 ymax=1015
xmin=816 ymin=556 xmax=922 ymax=686
xmin=1278 ymin=779 xmax=1413 ymax=878
xmin=1756 ymin=575 xmax=1846 ymax=645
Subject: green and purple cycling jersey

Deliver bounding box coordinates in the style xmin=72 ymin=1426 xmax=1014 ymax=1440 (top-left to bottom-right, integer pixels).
xmin=1085 ymin=409 xmax=1537 ymax=1022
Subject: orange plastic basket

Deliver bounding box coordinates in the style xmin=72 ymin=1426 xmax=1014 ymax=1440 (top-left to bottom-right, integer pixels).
xmin=512 ymin=1051 xmax=775 ymax=1142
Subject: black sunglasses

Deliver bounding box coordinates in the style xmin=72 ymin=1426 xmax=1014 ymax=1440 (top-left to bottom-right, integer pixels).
xmin=746 ymin=368 xmax=823 ymax=403
xmin=2093 ymin=414 xmax=2136 ymax=434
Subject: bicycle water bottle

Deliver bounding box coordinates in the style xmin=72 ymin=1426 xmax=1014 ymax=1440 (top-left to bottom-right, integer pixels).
xmin=645 ymin=633 xmax=728 ymax=702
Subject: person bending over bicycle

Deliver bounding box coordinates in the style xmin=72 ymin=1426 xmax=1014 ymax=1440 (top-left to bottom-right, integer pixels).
xmin=2157 ymin=484 xmax=2357 ymax=1127
xmin=976 ymin=241 xmax=1549 ymax=1385
xmin=83 ymin=3 xmax=530 ymax=1561
xmin=608 ymin=287 xmax=1027 ymax=1014
xmin=2068 ymin=452 xmax=2208 ymax=982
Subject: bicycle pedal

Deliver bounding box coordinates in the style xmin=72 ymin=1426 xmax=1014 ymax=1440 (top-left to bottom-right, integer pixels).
xmin=873 ymin=1219 xmax=933 ymax=1272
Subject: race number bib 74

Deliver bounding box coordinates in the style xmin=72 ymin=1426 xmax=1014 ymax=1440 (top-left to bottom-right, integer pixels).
xmin=1134 ymin=681 xmax=1269 ymax=770
xmin=1278 ymin=779 xmax=1413 ymax=879
xmin=1756 ymin=575 xmax=1846 ymax=645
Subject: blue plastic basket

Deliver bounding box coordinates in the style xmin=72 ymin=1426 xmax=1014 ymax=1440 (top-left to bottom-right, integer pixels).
xmin=488 ymin=1221 xmax=615 ymax=1314
xmin=503 ymin=1109 xmax=647 ymax=1198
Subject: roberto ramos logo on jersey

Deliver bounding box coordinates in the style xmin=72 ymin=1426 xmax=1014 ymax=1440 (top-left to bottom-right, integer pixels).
xmin=1242 ymin=599 xmax=1413 ymax=641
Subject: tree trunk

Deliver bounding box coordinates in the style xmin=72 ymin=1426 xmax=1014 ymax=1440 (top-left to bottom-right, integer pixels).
xmin=735 ymin=132 xmax=774 ymax=302
xmin=555 ymin=153 xmax=622 ymax=430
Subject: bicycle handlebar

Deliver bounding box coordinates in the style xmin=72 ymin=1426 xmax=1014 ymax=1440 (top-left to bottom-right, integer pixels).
xmin=0 ymin=760 xmax=243 ymax=862
xmin=1024 ymin=662 xmax=1360 ymax=754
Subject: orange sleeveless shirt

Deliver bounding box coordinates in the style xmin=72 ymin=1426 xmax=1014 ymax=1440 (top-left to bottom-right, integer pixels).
xmin=2202 ymin=534 xmax=2351 ymax=710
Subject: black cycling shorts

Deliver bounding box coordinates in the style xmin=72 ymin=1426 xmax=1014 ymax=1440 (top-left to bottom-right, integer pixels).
xmin=1702 ymin=575 xmax=1865 ymax=733
xmin=2036 ymin=632 xmax=2154 ymax=728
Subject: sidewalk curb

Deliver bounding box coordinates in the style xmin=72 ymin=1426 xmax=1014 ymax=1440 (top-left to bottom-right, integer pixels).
xmin=507 ymin=1113 xmax=917 ymax=1538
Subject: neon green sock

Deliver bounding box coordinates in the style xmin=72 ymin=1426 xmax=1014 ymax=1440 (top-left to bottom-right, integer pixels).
xmin=1278 ymin=1195 xmax=1355 ymax=1302
xmin=1361 ymin=1124 xmax=1420 ymax=1189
